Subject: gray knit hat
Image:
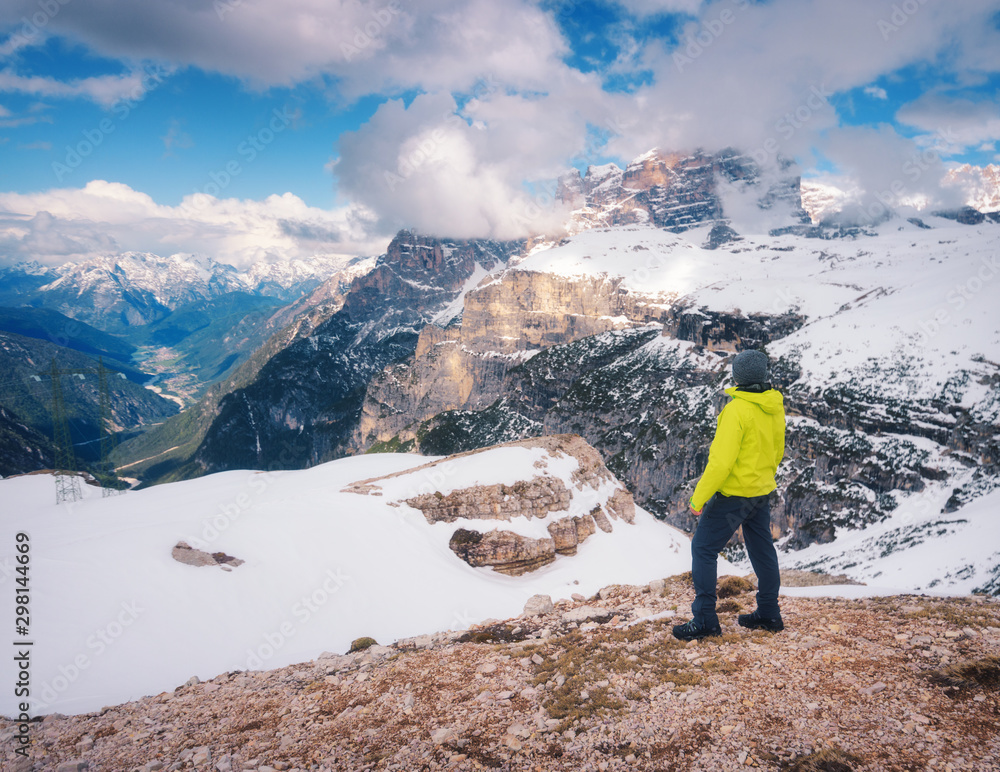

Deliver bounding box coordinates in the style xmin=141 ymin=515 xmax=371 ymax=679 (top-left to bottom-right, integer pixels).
xmin=732 ymin=350 xmax=768 ymax=386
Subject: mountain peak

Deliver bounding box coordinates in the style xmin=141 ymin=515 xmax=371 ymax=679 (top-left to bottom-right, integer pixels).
xmin=558 ymin=146 xmax=804 ymax=233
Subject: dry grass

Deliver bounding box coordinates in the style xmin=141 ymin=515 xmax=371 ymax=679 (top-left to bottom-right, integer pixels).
xmin=529 ymin=622 xmax=711 ymax=729
xmin=928 ymin=656 xmax=1000 ymax=691
xmin=718 ymin=575 xmax=756 ymax=598
xmin=784 ymin=746 xmax=862 ymax=771
xmin=899 ymin=601 xmax=999 ymax=629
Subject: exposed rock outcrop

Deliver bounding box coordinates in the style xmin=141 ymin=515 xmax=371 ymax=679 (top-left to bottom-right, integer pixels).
xmin=448 ymin=529 xmax=556 ymax=575
xmin=343 ymin=434 xmax=638 ymax=575
xmin=171 ymin=541 xmax=244 ymax=570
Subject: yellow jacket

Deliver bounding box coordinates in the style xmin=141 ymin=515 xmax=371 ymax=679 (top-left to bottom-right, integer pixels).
xmin=690 ymin=387 xmax=785 ymax=511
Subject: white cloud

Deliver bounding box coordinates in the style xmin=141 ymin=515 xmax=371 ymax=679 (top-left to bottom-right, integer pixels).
xmin=0 ymin=181 xmax=388 ymax=268
xmin=819 ymin=124 xmax=968 ymax=220
xmin=897 ymin=92 xmax=1000 ymax=152
xmin=0 ymin=67 xmax=160 ymax=107
xmin=608 ymin=0 xmax=1000 ymax=159
xmin=0 ymin=0 xmax=570 ymax=97
xmin=2 ymin=0 xmax=999 ymax=244
xmin=334 ymin=91 xmax=584 ymax=239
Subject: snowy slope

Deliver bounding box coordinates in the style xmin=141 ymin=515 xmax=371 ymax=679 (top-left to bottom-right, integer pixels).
xmin=0 ymin=448 xmax=697 ymax=717
xmin=781 ymin=477 xmax=1000 ymax=595
xmin=509 ymin=218 xmax=1000 ymax=405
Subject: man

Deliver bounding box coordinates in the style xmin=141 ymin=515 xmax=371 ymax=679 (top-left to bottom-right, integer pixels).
xmin=672 ymin=349 xmax=786 ymax=642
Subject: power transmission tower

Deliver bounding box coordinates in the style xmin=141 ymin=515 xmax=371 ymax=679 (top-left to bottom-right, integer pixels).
xmin=47 ymin=358 xmax=128 ymax=503
xmin=50 ymin=359 xmax=82 ymax=504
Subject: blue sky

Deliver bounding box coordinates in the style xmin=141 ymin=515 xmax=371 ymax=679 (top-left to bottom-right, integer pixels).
xmin=0 ymin=0 xmax=998 ymax=267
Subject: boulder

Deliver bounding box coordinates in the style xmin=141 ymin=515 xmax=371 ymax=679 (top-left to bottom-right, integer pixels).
xmin=523 ymin=594 xmax=555 ymax=616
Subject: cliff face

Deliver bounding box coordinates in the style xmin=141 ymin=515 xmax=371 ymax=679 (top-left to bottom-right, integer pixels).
xmin=191 ymin=232 xmax=523 ymax=473
xmin=351 ymin=268 xmax=677 ymax=451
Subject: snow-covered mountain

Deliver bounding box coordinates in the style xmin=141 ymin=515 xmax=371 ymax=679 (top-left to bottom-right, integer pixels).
xmin=557 ymin=147 xmax=808 ymax=233
xmin=945 ymin=163 xmax=1000 ymax=213
xmin=801 ymin=163 xmax=1000 ymax=223
xmin=0 ymin=252 xmax=353 ymax=331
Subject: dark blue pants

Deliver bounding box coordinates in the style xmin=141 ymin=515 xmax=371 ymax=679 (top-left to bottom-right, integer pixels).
xmin=691 ymin=493 xmax=781 ymax=626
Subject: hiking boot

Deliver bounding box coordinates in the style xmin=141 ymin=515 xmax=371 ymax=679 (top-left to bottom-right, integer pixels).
xmin=737 ymin=609 xmax=784 ymax=632
xmin=672 ymin=619 xmax=722 ymax=641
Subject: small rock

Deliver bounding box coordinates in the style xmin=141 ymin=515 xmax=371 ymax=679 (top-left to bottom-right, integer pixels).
xmin=508 ymin=722 xmax=530 ymax=738
xmin=648 ymin=579 xmax=666 ymax=594
xmin=530 ymin=653 xmax=545 ymax=666
xmin=503 ymin=734 xmax=522 ymax=750
xmin=861 ymin=682 xmax=887 ymax=696
xmin=478 ymin=662 xmax=498 ymax=674
xmin=561 ymin=605 xmax=613 ymax=624
xmin=185 ymin=676 xmax=201 ymax=687
xmin=571 ymin=593 xmax=586 ymax=602
xmin=524 ymin=594 xmax=555 ymax=616
xmin=192 ymin=746 xmax=211 ymax=765
xmin=962 ymin=627 xmax=979 ymax=638
xmin=431 ymin=727 xmax=457 ymax=745
xmin=56 ymin=763 xmax=89 ymax=772
xmin=203 ymin=683 xmax=220 ymax=694
xmin=720 ymin=725 xmax=735 ymax=735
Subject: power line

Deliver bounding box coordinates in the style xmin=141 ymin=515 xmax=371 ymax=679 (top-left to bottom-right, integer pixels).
xmin=46 ymin=358 xmax=129 ymax=504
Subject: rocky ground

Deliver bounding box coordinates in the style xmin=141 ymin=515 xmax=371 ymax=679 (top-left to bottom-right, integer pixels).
xmin=4 ymin=572 xmax=999 ymax=772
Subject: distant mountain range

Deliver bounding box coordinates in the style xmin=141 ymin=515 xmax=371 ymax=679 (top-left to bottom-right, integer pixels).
xmin=0 ymin=251 xmax=359 ymax=478
xmin=0 ymin=252 xmax=351 ymax=332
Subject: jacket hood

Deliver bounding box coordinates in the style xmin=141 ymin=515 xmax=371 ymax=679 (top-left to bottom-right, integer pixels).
xmin=725 ymin=386 xmax=784 ymax=414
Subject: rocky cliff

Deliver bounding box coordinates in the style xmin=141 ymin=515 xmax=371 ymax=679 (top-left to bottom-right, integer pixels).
xmin=189 ymin=231 xmax=523 ymax=474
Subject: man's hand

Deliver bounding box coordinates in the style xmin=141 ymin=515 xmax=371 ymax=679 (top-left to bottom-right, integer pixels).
xmin=689 ymin=504 xmax=702 ymax=517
